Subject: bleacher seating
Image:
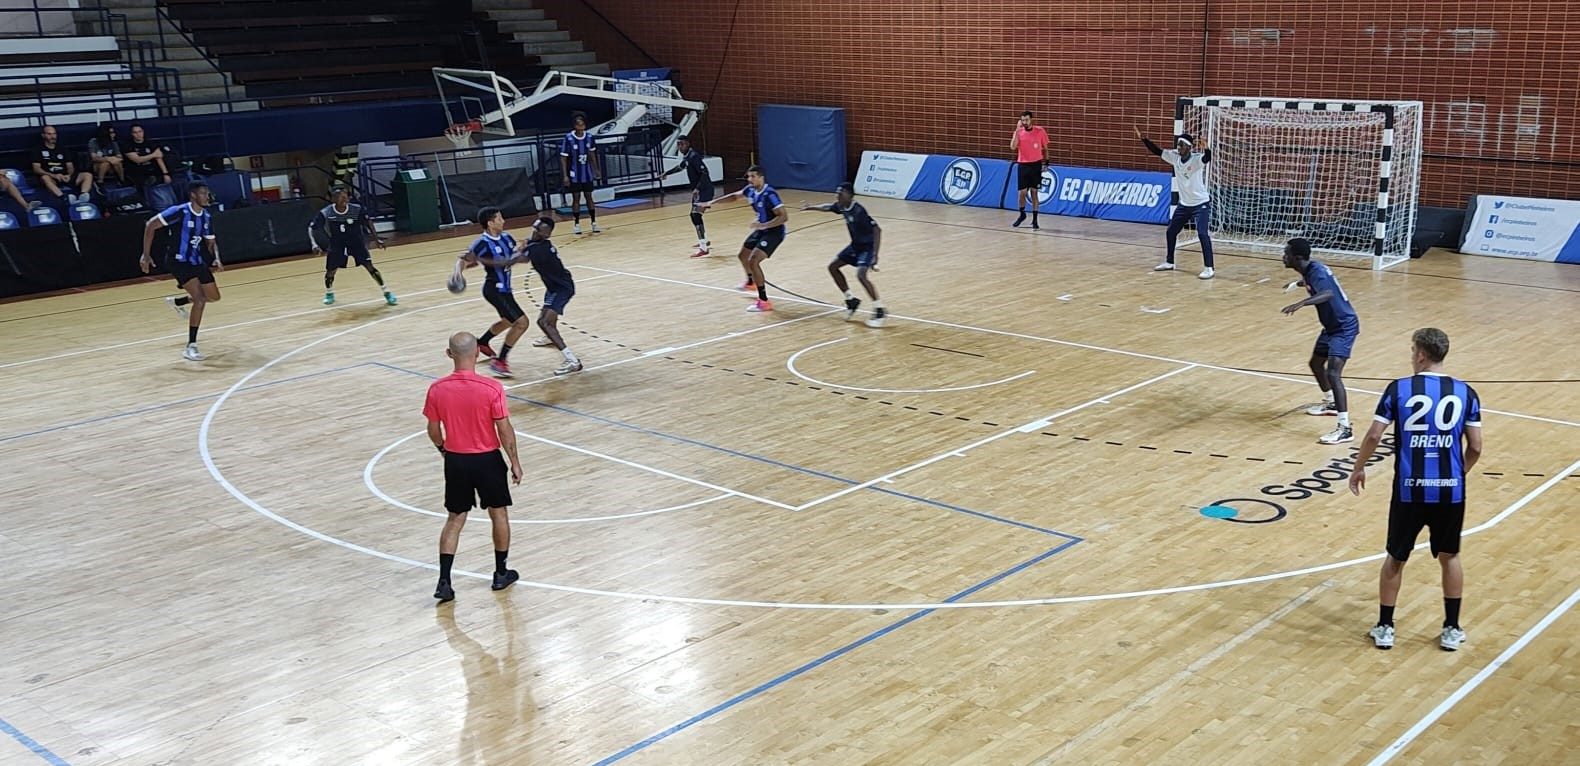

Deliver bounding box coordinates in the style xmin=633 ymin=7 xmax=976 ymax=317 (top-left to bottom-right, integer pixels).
xmin=163 ymin=0 xmax=551 ymax=107
xmin=0 ymin=37 xmax=160 ymax=129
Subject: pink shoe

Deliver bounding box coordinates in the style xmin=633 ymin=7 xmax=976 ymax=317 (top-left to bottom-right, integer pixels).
xmin=739 ymin=280 xmax=756 ymax=293
xmin=488 ymin=358 xmax=513 ymax=378
xmin=746 ymin=299 xmax=773 ymax=313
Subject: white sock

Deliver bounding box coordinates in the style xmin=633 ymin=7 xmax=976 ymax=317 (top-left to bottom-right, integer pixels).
xmin=1323 ymin=392 xmax=1335 ymax=404
xmin=1338 ymin=412 xmax=1350 ymax=428
xmin=562 ymin=348 xmax=577 ymax=362
xmin=873 ymin=300 xmax=884 ymax=309
xmin=843 ymin=290 xmax=854 ymax=301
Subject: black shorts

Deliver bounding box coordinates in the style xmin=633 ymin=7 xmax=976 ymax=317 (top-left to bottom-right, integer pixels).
xmin=443 ymin=450 xmax=511 ymax=513
xmin=835 ymin=245 xmax=876 ymax=268
xmin=483 ymin=284 xmax=526 ymax=323
xmin=1386 ymin=495 xmax=1466 ymax=562
xmin=541 ymin=282 xmax=574 ymax=315
xmin=1017 ymin=161 xmax=1044 ymax=191
xmin=326 ymin=242 xmax=372 ymax=269
xmin=567 ymin=180 xmax=595 ymax=194
xmin=743 ymin=227 xmax=786 ymax=257
xmin=166 ymin=255 xmax=214 ymax=286
xmin=692 ymin=185 xmax=715 ymax=207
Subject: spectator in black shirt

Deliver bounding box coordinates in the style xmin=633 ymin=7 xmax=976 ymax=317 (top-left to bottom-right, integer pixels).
xmin=88 ymin=122 xmax=126 ymax=185
xmin=121 ymin=123 xmax=171 ymax=186
xmin=32 ymin=124 xmax=94 ymax=204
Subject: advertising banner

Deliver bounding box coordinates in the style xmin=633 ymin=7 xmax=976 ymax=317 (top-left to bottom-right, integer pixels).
xmin=1460 ymin=195 xmax=1580 ymax=264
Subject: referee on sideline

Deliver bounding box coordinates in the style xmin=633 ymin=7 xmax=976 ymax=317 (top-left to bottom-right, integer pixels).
xmin=424 ymin=331 xmax=524 ymax=603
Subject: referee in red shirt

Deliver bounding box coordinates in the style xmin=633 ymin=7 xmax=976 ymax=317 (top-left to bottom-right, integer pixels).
xmin=424 ymin=331 xmax=525 ymax=603
xmin=1011 ymin=110 xmax=1050 ymax=229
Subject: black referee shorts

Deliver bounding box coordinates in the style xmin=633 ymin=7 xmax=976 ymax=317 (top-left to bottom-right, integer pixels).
xmin=1385 ymin=494 xmax=1465 ymax=562
xmin=443 ymin=450 xmax=512 ymax=513
xmin=1016 ymin=161 xmax=1044 ymax=192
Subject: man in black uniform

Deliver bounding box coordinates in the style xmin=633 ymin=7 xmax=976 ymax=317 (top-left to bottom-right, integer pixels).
xmin=32 ymin=125 xmax=94 ymax=204
xmin=519 ymin=217 xmax=583 ymax=376
xmin=802 ymin=183 xmax=886 ymax=327
xmin=309 ymin=186 xmax=393 ymax=306
xmin=662 ymin=134 xmax=714 ymax=256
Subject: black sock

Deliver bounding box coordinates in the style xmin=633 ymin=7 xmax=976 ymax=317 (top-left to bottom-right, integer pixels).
xmin=1444 ymin=598 xmax=1461 ymax=628
xmin=1379 ymin=604 xmax=1395 ymax=627
xmin=757 ymin=283 xmax=768 ymax=301
xmin=365 ymin=265 xmax=384 ymax=287
xmin=439 ymin=553 xmax=454 ymax=582
xmin=173 ymin=296 xmax=191 ymax=306
xmin=1017 ymin=207 xmax=1025 ymax=214
xmin=494 ymin=549 xmax=508 ymax=574
xmin=499 ymin=342 xmax=513 ymax=360
xmin=1032 ymin=211 xmax=1039 ymax=222
xmin=324 ymin=271 xmax=335 ymax=290
xmin=479 ymin=330 xmax=496 ymax=346
xmin=188 ymin=325 xmax=198 ymax=345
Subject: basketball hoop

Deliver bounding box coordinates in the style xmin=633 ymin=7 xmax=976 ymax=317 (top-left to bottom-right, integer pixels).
xmin=444 ymin=120 xmax=481 ymax=149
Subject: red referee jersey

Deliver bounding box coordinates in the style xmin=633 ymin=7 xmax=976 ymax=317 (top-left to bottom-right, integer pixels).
xmin=423 ymin=370 xmax=508 ymax=453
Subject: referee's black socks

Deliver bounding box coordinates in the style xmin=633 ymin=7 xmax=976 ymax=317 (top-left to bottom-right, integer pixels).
xmin=1378 ymin=604 xmax=1395 ymax=627
xmin=495 ymin=549 xmax=508 ymax=575
xmin=1444 ymin=598 xmax=1461 ymax=628
xmin=439 ymin=553 xmax=455 ymax=583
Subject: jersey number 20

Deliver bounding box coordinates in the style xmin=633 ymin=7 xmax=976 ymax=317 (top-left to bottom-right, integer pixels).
xmin=1402 ymin=394 xmax=1463 ymax=432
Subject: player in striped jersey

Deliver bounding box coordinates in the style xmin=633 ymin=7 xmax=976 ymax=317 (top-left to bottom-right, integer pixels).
xmin=802 ymin=183 xmax=886 ymax=327
xmin=698 ymin=165 xmax=788 ymax=313
xmin=309 ymin=186 xmax=393 ymax=306
xmin=1282 ymin=238 xmax=1361 ymax=444
xmin=1349 ymin=328 xmax=1482 ymax=651
xmin=140 ymin=182 xmax=222 ymax=361
xmin=559 ymin=114 xmax=601 ymax=235
xmin=457 ymin=207 xmax=531 ymax=378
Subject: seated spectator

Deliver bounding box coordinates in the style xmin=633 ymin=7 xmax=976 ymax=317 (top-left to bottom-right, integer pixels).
xmin=0 ymin=173 xmax=38 ymax=210
xmin=88 ymin=123 xmax=126 ymax=185
xmin=33 ymin=124 xmax=94 ymax=204
xmin=122 ymin=123 xmax=171 ymax=187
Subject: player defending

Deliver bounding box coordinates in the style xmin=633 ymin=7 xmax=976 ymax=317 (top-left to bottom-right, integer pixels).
xmin=141 ymin=181 xmax=222 ymax=361
xmin=801 ymin=182 xmax=885 ymax=327
xmin=1349 ymin=328 xmax=1482 ymax=651
xmin=1010 ymin=111 xmax=1048 ymax=229
xmin=560 ymin=114 xmax=601 ymax=235
xmin=661 ymin=134 xmax=713 ymax=256
xmin=698 ymin=165 xmax=787 ymax=313
xmin=516 ymin=217 xmax=583 ymax=375
xmin=1281 ymin=238 xmax=1360 ymax=444
xmin=310 ymin=186 xmax=394 ymax=306
xmin=457 ymin=207 xmax=531 ymax=378
xmin=1135 ymin=126 xmax=1215 ymax=279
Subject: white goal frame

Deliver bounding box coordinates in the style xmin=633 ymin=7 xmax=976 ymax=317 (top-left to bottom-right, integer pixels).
xmin=1175 ymin=96 xmax=1424 ymax=270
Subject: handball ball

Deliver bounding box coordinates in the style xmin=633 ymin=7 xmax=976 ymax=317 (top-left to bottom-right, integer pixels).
xmin=447 ymin=273 xmax=466 ymax=294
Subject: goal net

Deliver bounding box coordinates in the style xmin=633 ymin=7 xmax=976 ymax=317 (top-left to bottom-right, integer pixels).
xmin=1175 ymin=97 xmax=1422 ymax=269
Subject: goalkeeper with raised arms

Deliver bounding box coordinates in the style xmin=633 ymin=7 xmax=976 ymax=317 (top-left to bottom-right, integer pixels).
xmin=1135 ymin=126 xmax=1215 ymax=279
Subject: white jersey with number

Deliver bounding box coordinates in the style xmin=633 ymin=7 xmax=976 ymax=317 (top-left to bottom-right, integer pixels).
xmin=1162 ymin=149 xmax=1210 ymax=207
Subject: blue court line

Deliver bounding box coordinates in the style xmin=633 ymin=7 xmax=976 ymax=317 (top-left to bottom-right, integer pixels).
xmin=0 ymin=363 xmax=373 ymax=445
xmin=367 ymin=362 xmax=1082 ymax=542
xmin=591 ymin=537 xmax=1082 ymax=765
xmin=0 ymin=716 xmax=71 ymax=766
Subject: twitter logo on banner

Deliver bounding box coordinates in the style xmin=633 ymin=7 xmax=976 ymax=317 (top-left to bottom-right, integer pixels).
xmin=1494 ymin=200 xmax=1505 ymax=209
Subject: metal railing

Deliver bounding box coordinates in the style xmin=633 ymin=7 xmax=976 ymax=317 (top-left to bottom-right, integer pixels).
xmin=0 ymin=67 xmax=184 ymax=127
xmin=150 ymin=3 xmax=233 ymax=107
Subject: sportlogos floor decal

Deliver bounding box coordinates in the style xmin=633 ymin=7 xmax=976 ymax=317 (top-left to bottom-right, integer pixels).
xmin=1201 ymin=435 xmax=1398 ymax=522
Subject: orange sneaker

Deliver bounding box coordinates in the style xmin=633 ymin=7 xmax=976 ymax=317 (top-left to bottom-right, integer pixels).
xmin=746 ymin=299 xmax=773 ymax=312
xmin=739 ymin=280 xmax=756 ymax=293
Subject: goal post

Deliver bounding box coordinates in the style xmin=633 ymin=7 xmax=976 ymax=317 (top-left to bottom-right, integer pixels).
xmin=1173 ymin=97 xmax=1423 ymax=270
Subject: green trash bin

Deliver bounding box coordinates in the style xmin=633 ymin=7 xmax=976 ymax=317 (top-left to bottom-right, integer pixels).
xmin=392 ymin=168 xmax=438 ymax=234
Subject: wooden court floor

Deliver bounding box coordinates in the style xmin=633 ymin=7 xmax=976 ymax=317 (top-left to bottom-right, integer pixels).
xmin=1 ymin=193 xmax=1577 ymax=765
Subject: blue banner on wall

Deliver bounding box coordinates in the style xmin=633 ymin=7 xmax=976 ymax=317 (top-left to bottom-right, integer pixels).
xmin=855 ymin=151 xmax=1172 ymax=225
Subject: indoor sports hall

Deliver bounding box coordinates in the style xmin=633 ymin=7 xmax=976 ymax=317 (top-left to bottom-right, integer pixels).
xmin=0 ymin=2 xmax=1576 ymax=765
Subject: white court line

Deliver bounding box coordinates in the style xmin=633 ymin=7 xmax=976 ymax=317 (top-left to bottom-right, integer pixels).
xmin=1032 ymin=580 xmax=1335 ymax=764
xmin=785 ymin=337 xmax=1036 ymax=394
xmin=501 ymin=307 xmax=841 ymax=390
xmin=1365 ymin=582 xmax=1580 ymax=766
xmin=582 ymin=266 xmax=1580 ymax=429
xmin=362 ymin=430 xmax=733 ymax=523
xmin=513 ymin=429 xmax=797 ymax=510
xmin=792 ymin=364 xmax=1198 ymax=511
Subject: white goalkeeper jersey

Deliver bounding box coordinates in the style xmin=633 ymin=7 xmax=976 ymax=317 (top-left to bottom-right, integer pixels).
xmin=1162 ymin=150 xmax=1210 ymax=207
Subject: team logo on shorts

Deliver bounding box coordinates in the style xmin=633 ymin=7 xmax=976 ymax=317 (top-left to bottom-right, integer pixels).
xmin=941 ymin=158 xmax=981 ymax=205
xmin=1038 ymin=167 xmax=1058 ymax=207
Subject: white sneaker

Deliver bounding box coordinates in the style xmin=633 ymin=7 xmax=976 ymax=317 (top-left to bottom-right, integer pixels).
xmin=1439 ymin=626 xmax=1466 ymax=651
xmin=573 ymin=224 xmax=584 ymax=235
xmin=1305 ymin=401 xmax=1338 ymax=416
xmin=1198 ymin=267 xmax=1215 ymax=279
xmin=164 ymin=296 xmax=188 ymax=319
xmin=1368 ymin=624 xmax=1395 ymax=650
xmin=182 ymin=343 xmax=204 ymax=361
xmin=591 ymin=222 xmax=602 ymax=233
xmin=554 ymin=359 xmax=583 ymax=376
xmin=1153 ymin=262 xmax=1176 ymax=272
xmin=1318 ymin=424 xmax=1354 ymax=445
xmin=865 ymin=308 xmax=887 ymax=328
xmin=530 ymin=336 xmax=555 ymax=347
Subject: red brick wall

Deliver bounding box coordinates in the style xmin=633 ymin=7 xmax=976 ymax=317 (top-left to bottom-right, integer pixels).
xmin=537 ymin=0 xmax=1578 ymax=207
